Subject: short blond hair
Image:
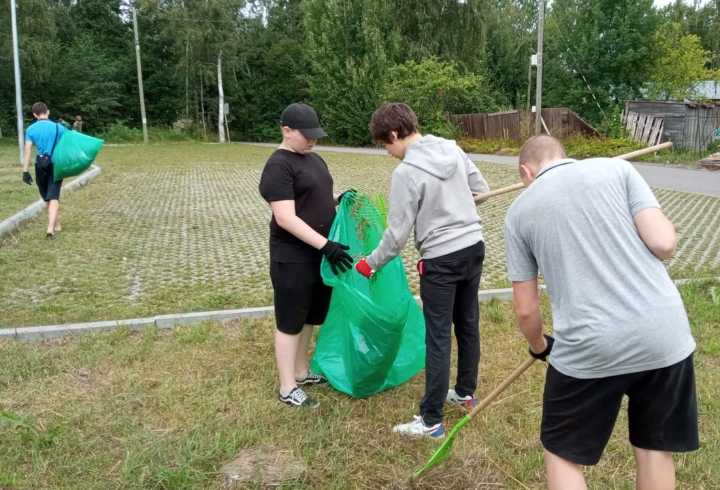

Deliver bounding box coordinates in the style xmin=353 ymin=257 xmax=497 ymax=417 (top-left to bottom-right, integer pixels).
xmin=519 ymin=135 xmax=566 ymax=168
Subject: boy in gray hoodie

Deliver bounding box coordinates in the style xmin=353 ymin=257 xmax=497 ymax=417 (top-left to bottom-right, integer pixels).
xmin=355 ymin=103 xmax=490 ymax=438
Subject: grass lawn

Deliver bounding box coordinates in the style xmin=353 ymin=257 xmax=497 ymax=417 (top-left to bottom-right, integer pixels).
xmin=1 ymin=142 xmax=719 ymax=330
xmin=0 ymin=142 xmax=44 ymax=220
xmin=0 ymin=280 xmax=718 ymax=489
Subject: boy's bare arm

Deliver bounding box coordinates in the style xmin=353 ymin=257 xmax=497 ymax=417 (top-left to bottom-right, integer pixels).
xmin=270 ymin=200 xmax=328 ymax=250
xmin=512 ymin=279 xmax=546 ymax=354
xmin=22 ymin=141 xmax=33 ymax=172
xmin=633 ymin=207 xmax=677 ymax=261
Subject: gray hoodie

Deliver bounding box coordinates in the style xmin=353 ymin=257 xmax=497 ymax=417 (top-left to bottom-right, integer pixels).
xmin=367 ymin=135 xmax=489 ymax=270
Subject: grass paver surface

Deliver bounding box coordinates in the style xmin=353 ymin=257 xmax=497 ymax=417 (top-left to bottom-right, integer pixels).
xmin=1 ymin=143 xmax=718 ymax=328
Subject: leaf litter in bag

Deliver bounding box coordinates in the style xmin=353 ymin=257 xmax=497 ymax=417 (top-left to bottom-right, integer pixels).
xmin=53 ymin=131 xmax=104 ymax=182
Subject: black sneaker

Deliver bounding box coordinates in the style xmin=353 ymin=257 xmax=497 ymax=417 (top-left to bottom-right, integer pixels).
xmin=296 ymin=370 xmax=328 ymax=386
xmin=278 ymin=387 xmax=319 ymax=408
xmin=46 ymin=233 xmax=56 ymax=240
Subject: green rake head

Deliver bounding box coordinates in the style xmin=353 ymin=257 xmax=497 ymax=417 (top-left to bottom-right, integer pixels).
xmin=411 ymin=415 xmax=471 ymax=480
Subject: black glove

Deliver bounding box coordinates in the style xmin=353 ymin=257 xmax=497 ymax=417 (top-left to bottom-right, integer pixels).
xmin=320 ymin=240 xmax=353 ymax=275
xmin=529 ymin=334 xmax=555 ymax=362
xmin=338 ymin=189 xmax=356 ymax=204
xmin=22 ymin=171 xmax=33 ymax=185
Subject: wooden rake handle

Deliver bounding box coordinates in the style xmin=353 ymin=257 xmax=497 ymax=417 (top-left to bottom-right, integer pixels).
xmin=615 ymin=141 xmax=672 ymax=161
xmin=468 ymin=357 xmax=537 ymax=420
xmin=473 ymin=182 xmax=524 ymax=202
xmin=473 ymin=141 xmax=674 ymax=203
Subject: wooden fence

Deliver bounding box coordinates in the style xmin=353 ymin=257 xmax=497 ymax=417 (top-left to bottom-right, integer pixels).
xmin=622 ymin=110 xmax=664 ymax=146
xmin=453 ymin=108 xmax=599 ymax=140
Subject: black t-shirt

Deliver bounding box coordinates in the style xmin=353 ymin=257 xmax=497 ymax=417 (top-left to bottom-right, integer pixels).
xmin=259 ymin=149 xmax=336 ymax=262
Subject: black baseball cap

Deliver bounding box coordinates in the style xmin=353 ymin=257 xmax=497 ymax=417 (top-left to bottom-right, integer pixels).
xmin=280 ymin=103 xmax=327 ymax=139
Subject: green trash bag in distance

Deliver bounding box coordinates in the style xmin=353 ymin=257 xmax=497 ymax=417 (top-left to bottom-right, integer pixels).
xmin=310 ymin=191 xmax=425 ymax=398
xmin=53 ymin=131 xmax=104 ymax=182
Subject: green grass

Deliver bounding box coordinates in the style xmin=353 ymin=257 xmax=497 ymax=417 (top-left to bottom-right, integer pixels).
xmin=0 ymin=280 xmax=717 ymax=489
xmin=456 ymin=135 xmax=714 ymax=164
xmin=0 ymin=144 xmax=44 ymax=220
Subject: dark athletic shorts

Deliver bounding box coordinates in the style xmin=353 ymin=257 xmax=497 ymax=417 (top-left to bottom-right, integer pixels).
xmin=541 ymin=353 xmax=699 ymax=466
xmin=35 ymin=162 xmax=63 ymax=202
xmin=270 ymin=261 xmax=332 ymax=335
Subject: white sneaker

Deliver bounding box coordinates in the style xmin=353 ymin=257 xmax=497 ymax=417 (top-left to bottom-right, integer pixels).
xmin=446 ymin=389 xmax=477 ymax=408
xmin=392 ymin=415 xmax=445 ymax=439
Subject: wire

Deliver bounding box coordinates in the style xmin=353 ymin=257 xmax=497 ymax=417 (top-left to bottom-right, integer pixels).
xmin=549 ymin=14 xmax=608 ymax=120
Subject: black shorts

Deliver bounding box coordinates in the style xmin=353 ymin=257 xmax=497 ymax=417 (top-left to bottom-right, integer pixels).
xmin=35 ymin=162 xmax=63 ymax=201
xmin=270 ymin=261 xmax=332 ymax=335
xmin=541 ymin=353 xmax=699 ymax=466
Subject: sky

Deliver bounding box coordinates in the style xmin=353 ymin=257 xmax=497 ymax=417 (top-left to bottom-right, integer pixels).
xmin=654 ymin=0 xmax=708 ymax=6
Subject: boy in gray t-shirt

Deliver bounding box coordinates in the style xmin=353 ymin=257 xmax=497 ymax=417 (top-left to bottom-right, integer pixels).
xmin=504 ymin=135 xmax=697 ymax=490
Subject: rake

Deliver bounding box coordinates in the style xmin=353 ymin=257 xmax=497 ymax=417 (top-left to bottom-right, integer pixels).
xmin=472 ymin=141 xmax=674 ymax=203
xmin=411 ymin=357 xmax=537 ymax=480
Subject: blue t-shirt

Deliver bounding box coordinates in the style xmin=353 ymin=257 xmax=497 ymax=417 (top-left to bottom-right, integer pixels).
xmin=25 ymin=120 xmax=66 ymax=157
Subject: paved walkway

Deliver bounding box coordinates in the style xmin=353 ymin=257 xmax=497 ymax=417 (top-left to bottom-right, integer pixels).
xmin=244 ymin=142 xmax=720 ymax=197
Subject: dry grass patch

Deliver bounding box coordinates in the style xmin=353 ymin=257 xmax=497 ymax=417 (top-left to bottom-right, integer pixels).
xmin=1 ymin=280 xmax=718 ymax=489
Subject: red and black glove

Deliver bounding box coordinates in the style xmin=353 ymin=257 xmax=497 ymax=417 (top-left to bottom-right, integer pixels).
xmin=355 ymin=258 xmax=375 ymax=278
xmin=529 ymin=334 xmax=555 ymax=362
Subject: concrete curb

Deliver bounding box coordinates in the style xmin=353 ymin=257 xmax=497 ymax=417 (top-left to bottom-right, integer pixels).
xmin=3 ymin=279 xmax=716 ymax=343
xmin=0 ymin=165 xmax=102 ymax=238
xmin=2 ymin=285 xmax=551 ymax=343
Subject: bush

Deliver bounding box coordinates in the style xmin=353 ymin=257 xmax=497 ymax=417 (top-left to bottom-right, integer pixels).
xmin=456 ymin=137 xmax=521 ymax=155
xmin=562 ymin=136 xmax=645 ymax=158
xmin=456 ymin=135 xmax=648 ymax=159
xmin=706 ymin=139 xmax=720 ymax=154
xmin=249 ymin=123 xmax=282 ymax=143
xmin=100 ymin=122 xmax=204 ymax=144
xmin=598 ymin=106 xmax=629 ymax=139
xmin=382 ymin=58 xmax=500 ymax=139
xmin=101 ymin=122 xmax=143 ymax=143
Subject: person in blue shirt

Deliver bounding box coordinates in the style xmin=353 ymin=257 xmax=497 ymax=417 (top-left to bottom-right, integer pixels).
xmin=22 ymin=102 xmax=67 ymax=239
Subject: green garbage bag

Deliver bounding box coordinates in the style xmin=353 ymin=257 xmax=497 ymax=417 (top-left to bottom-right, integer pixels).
xmin=310 ymin=192 xmax=425 ymax=398
xmin=53 ymin=131 xmax=104 ymax=182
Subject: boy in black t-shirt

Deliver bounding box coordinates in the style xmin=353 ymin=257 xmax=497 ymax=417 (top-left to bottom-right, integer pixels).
xmin=259 ymin=103 xmax=353 ymax=408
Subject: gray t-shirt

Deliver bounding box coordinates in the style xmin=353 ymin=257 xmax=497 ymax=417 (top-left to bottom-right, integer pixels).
xmin=504 ymin=157 xmax=695 ymax=379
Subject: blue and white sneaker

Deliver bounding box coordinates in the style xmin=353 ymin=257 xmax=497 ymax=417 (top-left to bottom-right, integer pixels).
xmin=392 ymin=415 xmax=445 ymax=439
xmin=446 ymin=389 xmax=477 ymax=408
xmin=296 ymin=370 xmax=328 ymax=386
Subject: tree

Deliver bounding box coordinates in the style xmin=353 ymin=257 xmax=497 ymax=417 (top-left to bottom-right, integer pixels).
xmin=484 ymin=0 xmax=538 ymax=109
xmin=0 ymin=0 xmax=59 ymax=133
xmin=382 ymin=57 xmax=499 ymax=137
xmin=150 ymin=0 xmax=246 ymax=141
xmin=543 ymin=0 xmax=659 ymax=124
xmin=659 ymin=0 xmax=720 ymax=70
xmin=648 ymin=22 xmax=718 ymax=100
xmin=230 ymin=0 xmax=311 ymax=141
xmin=302 ymin=0 xmax=401 ymax=145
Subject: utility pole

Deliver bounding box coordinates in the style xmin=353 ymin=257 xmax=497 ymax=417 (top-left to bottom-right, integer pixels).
xmin=10 ymin=0 xmax=24 ymax=165
xmin=133 ymin=8 xmax=149 ymax=144
xmin=185 ymin=42 xmax=189 ymax=121
xmin=527 ymin=56 xmax=533 ymax=113
xmin=535 ymin=0 xmax=545 ymax=135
